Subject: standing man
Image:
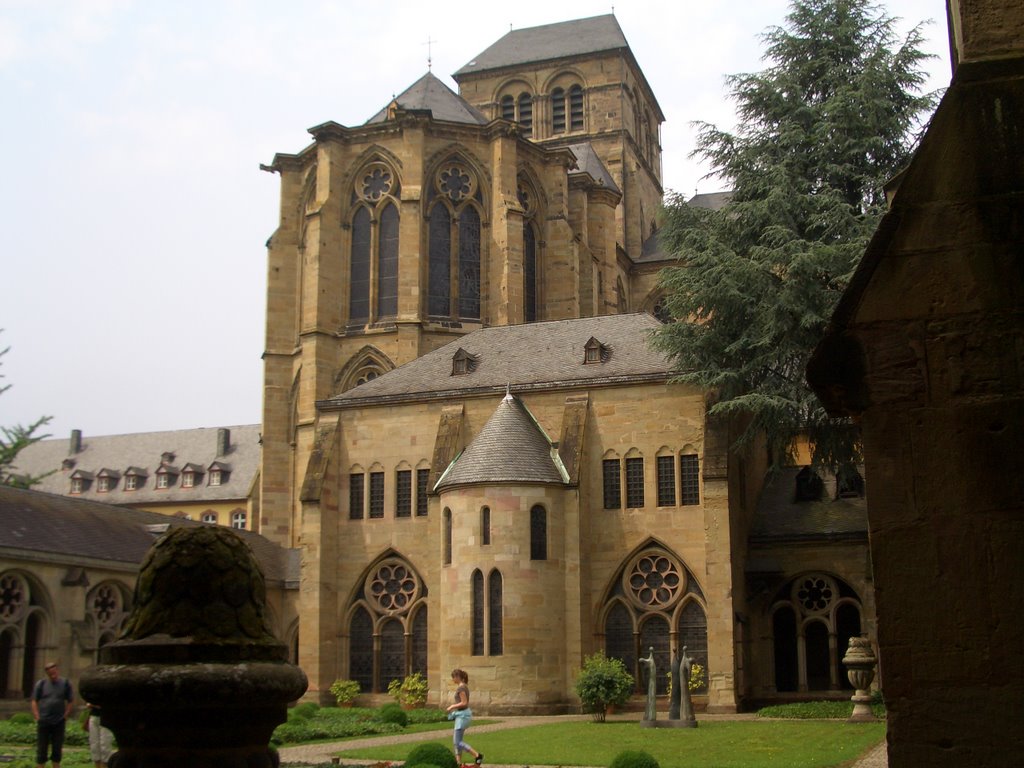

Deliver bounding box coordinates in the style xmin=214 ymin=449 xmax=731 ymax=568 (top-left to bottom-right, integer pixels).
xmin=31 ymin=661 xmax=74 ymax=768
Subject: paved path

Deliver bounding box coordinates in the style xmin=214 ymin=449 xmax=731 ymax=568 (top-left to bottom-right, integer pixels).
xmin=277 ymin=713 xmax=887 ymax=768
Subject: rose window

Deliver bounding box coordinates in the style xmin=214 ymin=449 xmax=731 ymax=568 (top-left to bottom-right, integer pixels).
xmin=366 ymin=559 xmax=421 ymax=614
xmin=91 ymin=585 xmax=122 ymax=627
xmin=0 ymin=573 xmax=27 ymax=622
xmin=438 ymin=165 xmax=473 ymax=202
xmin=623 ymin=550 xmax=686 ymax=610
xmin=361 ymin=165 xmax=394 ymax=201
xmin=793 ymin=574 xmax=836 ymax=616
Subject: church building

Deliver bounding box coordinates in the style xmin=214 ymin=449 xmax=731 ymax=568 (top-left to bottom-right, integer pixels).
xmin=257 ymin=15 xmax=873 ymax=713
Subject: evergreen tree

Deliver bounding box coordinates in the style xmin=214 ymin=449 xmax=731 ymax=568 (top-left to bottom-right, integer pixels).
xmin=1 ymin=333 xmax=52 ymax=487
xmin=654 ymin=0 xmax=935 ymax=474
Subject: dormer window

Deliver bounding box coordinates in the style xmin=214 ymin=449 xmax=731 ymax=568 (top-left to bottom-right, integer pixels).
xmin=208 ymin=461 xmax=230 ymax=487
xmin=123 ymin=466 xmax=147 ymax=492
xmin=451 ymin=348 xmax=479 ymax=376
xmin=69 ymin=470 xmax=93 ymax=494
xmin=96 ymin=469 xmax=120 ymax=493
xmin=181 ymin=463 xmax=204 ymax=489
xmin=583 ymin=337 xmax=610 ymax=364
xmin=836 ymin=468 xmax=865 ymax=499
xmin=794 ymin=466 xmax=824 ymax=502
xmin=97 ymin=477 xmax=110 ymax=493
xmin=61 ymin=458 xmax=76 ymax=471
xmin=155 ymin=464 xmax=179 ymax=490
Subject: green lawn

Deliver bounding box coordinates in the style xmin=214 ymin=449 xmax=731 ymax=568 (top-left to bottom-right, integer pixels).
xmin=335 ymin=720 xmax=886 ymax=768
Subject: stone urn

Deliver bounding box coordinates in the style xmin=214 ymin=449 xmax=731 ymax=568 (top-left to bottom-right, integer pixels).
xmin=80 ymin=526 xmax=307 ymax=768
xmin=842 ymin=636 xmax=878 ymax=722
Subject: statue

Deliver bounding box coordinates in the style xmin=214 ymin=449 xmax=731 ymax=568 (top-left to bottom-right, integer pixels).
xmin=640 ymin=647 xmax=657 ymax=721
xmin=679 ymin=646 xmax=696 ymax=726
xmin=669 ymin=650 xmax=682 ymax=719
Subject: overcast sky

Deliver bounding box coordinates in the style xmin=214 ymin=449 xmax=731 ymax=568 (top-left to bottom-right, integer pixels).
xmin=1 ymin=0 xmax=952 ymax=441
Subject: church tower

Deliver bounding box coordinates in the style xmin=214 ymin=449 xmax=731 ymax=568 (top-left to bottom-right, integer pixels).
xmin=258 ymin=15 xmax=665 ymax=546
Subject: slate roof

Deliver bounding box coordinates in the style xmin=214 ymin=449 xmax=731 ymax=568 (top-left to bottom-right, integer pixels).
xmin=0 ymin=486 xmax=298 ymax=586
xmin=435 ymin=392 xmax=567 ymax=490
xmin=748 ymin=467 xmax=868 ymax=544
xmin=321 ymin=313 xmax=674 ymax=408
xmin=367 ymin=72 xmax=488 ymax=125
xmin=454 ymin=15 xmax=629 ymax=77
xmin=12 ymin=425 xmax=260 ymax=504
xmin=567 ymin=143 xmax=621 ymax=194
xmin=687 ymin=191 xmax=733 ymax=211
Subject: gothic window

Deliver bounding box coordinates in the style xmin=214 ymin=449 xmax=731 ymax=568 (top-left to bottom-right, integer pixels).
xmin=1 ymin=571 xmax=51 ymax=697
xmin=603 ymin=548 xmax=706 ymax=695
xmin=349 ymin=162 xmax=400 ymax=324
xmin=500 ymin=95 xmax=515 ymax=121
xmin=350 ymin=207 xmax=371 ymax=322
xmin=472 ymin=570 xmax=484 ymax=656
xmin=530 ymin=505 xmax=547 ymax=561
xmin=551 ymin=87 xmax=566 ymax=134
xmin=616 ymin=277 xmax=628 ymax=313
xmin=481 ymin=506 xmax=490 ymax=545
xmin=369 ymin=472 xmax=384 ymax=519
xmin=377 ymin=204 xmax=399 ymax=317
xmin=348 ymin=557 xmax=428 ymax=693
xmin=602 ymin=458 xmax=621 ymax=509
xmin=770 ymin=573 xmax=863 ymax=692
xmin=443 ymin=508 xmax=452 ymax=565
xmin=427 ymin=160 xmax=482 ymax=320
xmin=396 ymin=470 xmax=412 ymax=518
xmin=656 ymin=455 xmax=676 ymax=506
xmin=625 ymin=457 xmax=644 ymax=508
xmin=488 ymin=570 xmax=503 ymax=656
xmin=349 ymin=473 xmax=364 ymax=520
xmin=416 ymin=468 xmax=430 ymax=516
xmin=680 ymin=454 xmax=700 ymax=505
xmin=569 ymin=84 xmax=584 ymax=131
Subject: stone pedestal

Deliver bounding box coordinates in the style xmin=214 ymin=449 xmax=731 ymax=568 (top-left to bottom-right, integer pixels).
xmin=80 ymin=527 xmax=308 ymax=768
xmin=842 ymin=636 xmax=878 ymax=723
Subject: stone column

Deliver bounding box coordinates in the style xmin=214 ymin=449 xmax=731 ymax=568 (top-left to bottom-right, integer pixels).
xmin=80 ymin=527 xmax=307 ymax=768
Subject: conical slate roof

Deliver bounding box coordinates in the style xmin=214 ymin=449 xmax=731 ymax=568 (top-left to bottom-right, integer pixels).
xmin=435 ymin=392 xmax=567 ymax=490
xmin=366 ymin=72 xmax=488 ymax=125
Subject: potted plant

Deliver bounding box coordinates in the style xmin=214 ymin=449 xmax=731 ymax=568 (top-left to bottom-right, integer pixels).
xmin=574 ymin=651 xmax=634 ymax=722
xmin=387 ymin=671 xmax=429 ymax=709
xmin=328 ymin=679 xmax=361 ymax=707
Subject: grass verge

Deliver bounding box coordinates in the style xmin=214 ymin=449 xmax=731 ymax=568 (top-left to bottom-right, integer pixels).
xmin=335 ymin=719 xmax=885 ymax=768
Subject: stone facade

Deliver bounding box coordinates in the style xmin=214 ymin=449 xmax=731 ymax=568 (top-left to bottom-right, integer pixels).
xmin=259 ymin=15 xmax=875 ymax=714
xmin=808 ymin=1 xmax=1024 ymax=763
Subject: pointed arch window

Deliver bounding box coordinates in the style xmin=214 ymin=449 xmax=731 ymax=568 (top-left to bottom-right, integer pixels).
xmin=530 ymin=505 xmax=547 ymax=560
xmin=472 ymin=569 xmax=484 ymax=656
xmin=428 ymin=160 xmax=482 ymax=320
xmin=524 ymin=222 xmax=538 ymax=322
xmin=488 ymin=570 xmax=503 ymax=655
xmin=481 ymin=506 xmax=491 ymax=545
xmin=443 ymin=508 xmax=452 ymax=565
xmin=349 ymin=163 xmax=400 ymax=325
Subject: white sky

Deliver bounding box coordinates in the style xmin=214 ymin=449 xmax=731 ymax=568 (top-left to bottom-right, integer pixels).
xmin=0 ymin=0 xmax=952 ymax=441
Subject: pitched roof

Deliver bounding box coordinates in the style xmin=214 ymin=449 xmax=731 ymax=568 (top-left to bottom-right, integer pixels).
xmin=748 ymin=467 xmax=868 ymax=544
xmin=12 ymin=425 xmax=260 ymax=504
xmin=321 ymin=313 xmax=674 ymax=408
xmin=454 ymin=15 xmax=629 ymax=77
xmin=0 ymin=486 xmax=298 ymax=586
xmin=435 ymin=393 xmax=567 ymax=490
xmin=687 ymin=191 xmax=733 ymax=211
xmin=366 ymin=72 xmax=488 ymax=125
xmin=567 ymin=142 xmax=621 ymax=194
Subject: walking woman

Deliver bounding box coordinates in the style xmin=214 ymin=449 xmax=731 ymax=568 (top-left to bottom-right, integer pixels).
xmin=446 ymin=669 xmax=483 ymax=766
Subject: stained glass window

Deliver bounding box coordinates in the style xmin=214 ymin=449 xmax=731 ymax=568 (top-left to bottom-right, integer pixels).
xmin=428 ymin=205 xmax=451 ymax=316
xmin=530 ymin=505 xmax=546 ymax=561
xmin=349 ymin=607 xmax=374 ymax=692
xmin=377 ymin=203 xmax=399 ymax=318
xmin=472 ymin=570 xmax=484 ymax=656
xmin=350 ymin=207 xmax=371 ymax=322
xmin=458 ymin=207 xmax=480 ymax=319
xmin=524 ymin=222 xmax=537 ymax=322
xmin=488 ymin=570 xmax=503 ymax=656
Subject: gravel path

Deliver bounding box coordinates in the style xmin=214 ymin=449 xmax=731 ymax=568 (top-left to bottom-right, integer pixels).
xmin=277 ymin=713 xmax=886 ymax=768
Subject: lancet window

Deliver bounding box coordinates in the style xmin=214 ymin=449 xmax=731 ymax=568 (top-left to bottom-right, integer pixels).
xmin=427 ymin=159 xmax=483 ymax=320
xmin=349 ymin=161 xmax=400 ymax=325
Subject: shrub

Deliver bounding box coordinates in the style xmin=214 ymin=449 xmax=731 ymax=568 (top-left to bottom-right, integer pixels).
xmin=387 ymin=671 xmax=429 ymax=708
xmin=329 ymin=678 xmax=362 ymax=705
xmin=609 ymin=750 xmax=660 ymax=768
xmin=574 ymin=651 xmax=634 ymax=722
xmin=289 ymin=702 xmax=320 ymax=721
xmin=405 ymin=741 xmax=458 ymax=768
xmin=7 ymin=712 xmax=33 ymax=724
xmin=377 ymin=702 xmax=409 ymax=726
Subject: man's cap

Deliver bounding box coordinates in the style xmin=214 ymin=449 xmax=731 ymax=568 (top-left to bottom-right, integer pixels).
xmin=44 ymin=662 xmax=58 ymax=670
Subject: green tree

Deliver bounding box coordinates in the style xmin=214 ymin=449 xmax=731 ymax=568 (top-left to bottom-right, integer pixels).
xmin=1 ymin=332 xmax=52 ymax=487
xmin=654 ymin=0 xmax=935 ymax=473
